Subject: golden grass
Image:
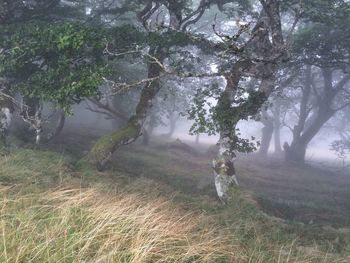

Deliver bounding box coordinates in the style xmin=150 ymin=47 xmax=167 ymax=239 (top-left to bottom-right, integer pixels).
xmin=0 ymin=149 xmax=348 ymax=263
xmin=0 ymin=187 xmax=236 ymax=263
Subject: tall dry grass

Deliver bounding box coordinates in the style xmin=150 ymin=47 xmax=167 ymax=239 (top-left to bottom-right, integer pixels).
xmin=0 ymin=187 xmax=235 ymax=263
xmin=0 ymin=149 xmax=347 ymax=262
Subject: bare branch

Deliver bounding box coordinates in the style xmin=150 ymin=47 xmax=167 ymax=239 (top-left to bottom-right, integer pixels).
xmin=86 ymin=97 xmax=128 ymax=121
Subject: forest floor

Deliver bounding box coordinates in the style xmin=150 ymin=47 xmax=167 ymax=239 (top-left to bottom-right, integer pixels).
xmin=0 ymin=129 xmax=349 ymax=262
xmin=52 ymin=128 xmax=350 ymax=227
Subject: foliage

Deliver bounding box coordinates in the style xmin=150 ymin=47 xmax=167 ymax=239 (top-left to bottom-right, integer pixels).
xmin=0 ymin=22 xmax=110 ymax=112
xmin=331 ymin=140 xmax=350 ymax=159
xmin=187 ymin=80 xmax=263 ymax=152
xmin=292 ymin=1 xmax=350 ymax=70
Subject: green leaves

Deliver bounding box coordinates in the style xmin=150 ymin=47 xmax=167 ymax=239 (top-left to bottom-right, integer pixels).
xmin=0 ymin=22 xmax=117 ymax=111
xmin=292 ymin=0 xmax=350 ymax=70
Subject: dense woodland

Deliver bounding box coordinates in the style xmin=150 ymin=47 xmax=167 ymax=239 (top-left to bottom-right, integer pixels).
xmin=0 ymin=1 xmax=350 ymax=262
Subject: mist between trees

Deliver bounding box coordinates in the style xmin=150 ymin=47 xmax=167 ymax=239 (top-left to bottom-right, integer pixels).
xmin=0 ymin=0 xmax=349 ymax=201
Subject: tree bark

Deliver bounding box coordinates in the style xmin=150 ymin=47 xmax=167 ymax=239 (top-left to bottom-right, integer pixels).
xmin=259 ymin=111 xmax=274 ymax=157
xmin=21 ymin=97 xmax=43 ymax=145
xmin=142 ymin=128 xmax=149 ymax=145
xmin=88 ymin=47 xmax=165 ymax=169
xmin=284 ymin=66 xmax=345 ymax=164
xmin=212 ymin=67 xmax=242 ymax=202
xmin=212 ymin=2 xmax=282 ymax=201
xmin=273 ymin=99 xmax=282 ymax=154
xmin=284 ymin=140 xmax=307 ymax=164
xmin=195 ymin=134 xmax=200 ymax=144
xmin=165 ymin=112 xmax=178 ymax=138
xmin=0 ymin=87 xmax=14 ymax=148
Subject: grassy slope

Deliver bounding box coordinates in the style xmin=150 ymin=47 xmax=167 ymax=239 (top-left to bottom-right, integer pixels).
xmin=111 ymin=142 xmax=350 ymax=226
xmin=0 ymin=146 xmax=349 ymax=262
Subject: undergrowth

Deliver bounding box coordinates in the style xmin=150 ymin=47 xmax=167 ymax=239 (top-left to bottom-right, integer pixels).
xmin=0 ymin=148 xmax=348 ymax=262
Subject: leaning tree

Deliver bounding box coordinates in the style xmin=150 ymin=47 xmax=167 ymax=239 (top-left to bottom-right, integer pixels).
xmin=88 ymin=0 xmax=216 ymax=169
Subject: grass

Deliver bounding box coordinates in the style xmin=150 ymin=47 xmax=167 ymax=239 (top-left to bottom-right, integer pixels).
xmin=0 ymin=146 xmax=349 ymax=262
xmin=0 ymin=188 xmax=236 ymax=263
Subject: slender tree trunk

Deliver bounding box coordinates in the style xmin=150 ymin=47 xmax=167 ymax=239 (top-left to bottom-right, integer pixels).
xmin=166 ymin=112 xmax=178 ymax=138
xmin=195 ymin=134 xmax=200 ymax=144
xmin=22 ymin=97 xmax=43 ymax=145
xmin=259 ymin=121 xmax=273 ymax=156
xmin=147 ymin=115 xmax=156 ymax=137
xmin=274 ymin=125 xmax=282 ymax=154
xmin=259 ymin=111 xmax=274 ymax=157
xmin=211 ymin=4 xmax=280 ymax=200
xmin=273 ymin=99 xmax=282 ymax=154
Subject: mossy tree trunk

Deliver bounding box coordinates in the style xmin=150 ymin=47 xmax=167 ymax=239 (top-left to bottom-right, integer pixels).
xmin=88 ymin=3 xmax=185 ymax=169
xmin=213 ymin=0 xmax=285 ymax=201
xmin=89 ymin=47 xmax=166 ymax=169
xmin=213 ymin=70 xmax=275 ymax=202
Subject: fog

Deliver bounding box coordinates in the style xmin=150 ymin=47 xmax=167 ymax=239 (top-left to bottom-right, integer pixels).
xmin=63 ymin=102 xmax=350 ymax=171
xmin=1 ymin=1 xmax=349 ymax=260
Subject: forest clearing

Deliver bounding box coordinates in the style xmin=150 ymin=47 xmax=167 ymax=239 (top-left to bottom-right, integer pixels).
xmin=1 ymin=0 xmax=350 ymax=262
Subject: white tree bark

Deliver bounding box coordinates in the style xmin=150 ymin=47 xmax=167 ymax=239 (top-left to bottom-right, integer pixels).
xmin=0 ymin=107 xmax=12 ymax=145
xmin=212 ymin=133 xmax=239 ymax=203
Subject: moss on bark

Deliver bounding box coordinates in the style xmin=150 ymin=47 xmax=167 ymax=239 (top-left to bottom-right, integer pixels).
xmin=88 ymin=124 xmax=140 ymax=169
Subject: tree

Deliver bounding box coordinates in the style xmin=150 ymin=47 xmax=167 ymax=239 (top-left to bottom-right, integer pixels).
xmin=258 ymin=108 xmax=274 ymax=156
xmin=0 ymin=22 xmax=113 ymax=142
xmin=283 ymin=2 xmax=350 ymax=164
xmin=188 ymin=0 xmax=293 ymax=201
xmin=88 ymin=0 xmax=213 ymax=168
xmin=3 ymin=0 xmax=348 ymax=203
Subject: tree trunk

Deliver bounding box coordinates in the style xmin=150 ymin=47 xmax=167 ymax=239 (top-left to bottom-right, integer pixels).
xmin=195 ymin=134 xmax=200 ymax=144
xmin=274 ymin=125 xmax=282 ymax=154
xmin=0 ymin=88 xmax=14 ymax=148
xmin=285 ymin=109 xmax=334 ymax=164
xmin=142 ymin=128 xmax=149 ymax=145
xmin=213 ymin=64 xmax=277 ymax=201
xmin=87 ymin=4 xmax=183 ymax=168
xmin=212 ymin=68 xmax=242 ymax=202
xmin=22 ymin=97 xmax=43 ymax=145
xmin=88 ymin=47 xmax=165 ymax=169
xmin=284 ymin=140 xmax=307 ymax=164
xmin=147 ymin=116 xmax=156 ymax=137
xmin=259 ymin=111 xmax=274 ymax=157
xmin=0 ymin=107 xmax=12 ymax=148
xmin=213 ymin=130 xmax=239 ymax=203
xmin=259 ymin=121 xmax=273 ymax=156
xmin=165 ymin=112 xmax=178 ymax=138
xmin=273 ymin=100 xmax=282 ymax=154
